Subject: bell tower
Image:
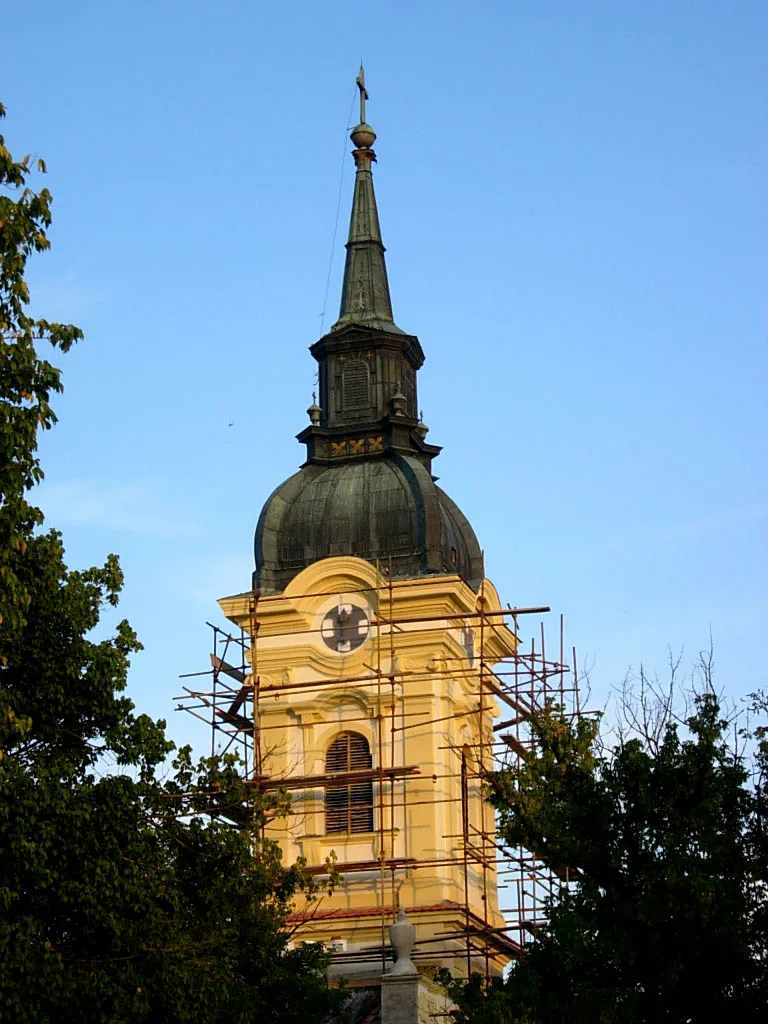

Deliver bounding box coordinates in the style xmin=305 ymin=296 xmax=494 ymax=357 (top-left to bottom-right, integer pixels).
xmin=219 ymin=70 xmax=518 ymax=980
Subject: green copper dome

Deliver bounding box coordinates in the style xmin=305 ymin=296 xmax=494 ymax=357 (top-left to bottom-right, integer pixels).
xmin=254 ymin=455 xmax=483 ymax=595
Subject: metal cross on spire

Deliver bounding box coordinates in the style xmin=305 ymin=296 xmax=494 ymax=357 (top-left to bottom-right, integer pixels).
xmin=356 ymin=63 xmax=369 ymax=124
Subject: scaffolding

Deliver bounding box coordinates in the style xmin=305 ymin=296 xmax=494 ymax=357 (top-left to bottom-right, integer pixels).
xmin=175 ymin=566 xmax=585 ymax=981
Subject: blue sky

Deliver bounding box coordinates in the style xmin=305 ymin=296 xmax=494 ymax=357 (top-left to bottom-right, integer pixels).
xmin=3 ymin=0 xmax=766 ymax=750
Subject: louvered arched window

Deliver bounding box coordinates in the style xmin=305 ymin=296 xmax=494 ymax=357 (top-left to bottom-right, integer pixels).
xmin=325 ymin=732 xmax=374 ymax=834
xmin=342 ymin=359 xmax=370 ymax=415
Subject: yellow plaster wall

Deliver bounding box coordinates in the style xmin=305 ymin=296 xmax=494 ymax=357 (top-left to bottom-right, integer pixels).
xmin=219 ymin=557 xmax=516 ymax=975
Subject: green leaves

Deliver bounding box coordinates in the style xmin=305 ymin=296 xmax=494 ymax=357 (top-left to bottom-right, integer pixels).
xmin=448 ymin=693 xmax=768 ymax=1023
xmin=0 ymin=105 xmax=83 ymax=645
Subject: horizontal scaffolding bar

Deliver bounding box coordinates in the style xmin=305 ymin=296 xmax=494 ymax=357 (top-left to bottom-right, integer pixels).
xmin=247 ymin=764 xmax=421 ymax=791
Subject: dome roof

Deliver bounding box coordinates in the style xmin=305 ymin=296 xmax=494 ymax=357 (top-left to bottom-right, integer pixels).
xmin=254 ymin=455 xmax=483 ymax=595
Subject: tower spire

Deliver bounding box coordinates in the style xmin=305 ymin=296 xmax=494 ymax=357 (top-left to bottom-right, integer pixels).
xmin=332 ymin=66 xmax=403 ymax=334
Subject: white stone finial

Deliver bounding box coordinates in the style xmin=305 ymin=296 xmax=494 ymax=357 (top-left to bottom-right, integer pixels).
xmin=389 ymin=907 xmax=417 ymax=975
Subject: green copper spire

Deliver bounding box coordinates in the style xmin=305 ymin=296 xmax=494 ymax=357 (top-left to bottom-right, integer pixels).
xmin=332 ymin=66 xmax=403 ymax=334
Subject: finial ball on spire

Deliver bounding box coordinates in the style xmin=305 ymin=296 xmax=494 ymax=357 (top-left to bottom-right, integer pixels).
xmin=350 ymin=123 xmax=376 ymax=149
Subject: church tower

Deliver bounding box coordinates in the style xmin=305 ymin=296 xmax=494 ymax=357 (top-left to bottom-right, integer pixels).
xmin=218 ymin=70 xmax=518 ymax=980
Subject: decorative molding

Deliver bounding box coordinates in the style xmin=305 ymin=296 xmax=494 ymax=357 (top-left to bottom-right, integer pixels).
xmin=328 ymin=434 xmax=385 ymax=459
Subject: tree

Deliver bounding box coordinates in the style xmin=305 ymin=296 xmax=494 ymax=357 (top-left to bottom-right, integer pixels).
xmin=442 ymin=678 xmax=768 ymax=1023
xmin=0 ymin=103 xmax=343 ymax=1022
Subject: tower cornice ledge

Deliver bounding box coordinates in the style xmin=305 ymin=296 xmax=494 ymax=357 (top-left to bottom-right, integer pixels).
xmin=310 ymin=323 xmax=425 ymax=370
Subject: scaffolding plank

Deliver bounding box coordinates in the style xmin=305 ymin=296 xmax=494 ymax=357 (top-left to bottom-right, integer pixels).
xmin=553 ymin=864 xmax=577 ymax=881
xmin=493 ymin=714 xmax=526 ymax=731
xmin=214 ymin=707 xmax=251 ymax=730
xmin=500 ymin=733 xmax=529 ymax=759
xmin=303 ymin=856 xmax=418 ymax=875
xmin=483 ymin=678 xmax=527 ymax=712
xmin=248 ymin=764 xmax=421 ymax=791
xmin=211 ymin=654 xmax=247 ymax=684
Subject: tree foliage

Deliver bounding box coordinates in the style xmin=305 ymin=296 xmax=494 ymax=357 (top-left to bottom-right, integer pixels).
xmin=442 ymin=683 xmax=768 ymax=1023
xmin=0 ymin=103 xmax=343 ymax=1022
